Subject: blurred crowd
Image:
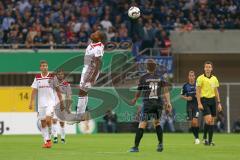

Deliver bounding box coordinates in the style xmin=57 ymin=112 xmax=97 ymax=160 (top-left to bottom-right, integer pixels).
xmin=0 ymin=0 xmax=240 ymax=49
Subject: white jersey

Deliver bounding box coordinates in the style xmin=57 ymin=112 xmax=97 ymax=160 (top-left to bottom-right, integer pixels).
xmin=54 ymin=78 xmax=72 ymax=104
xmin=80 ymin=42 xmax=104 ymax=91
xmin=84 ymin=42 xmax=104 ymax=67
xmin=31 ymin=73 xmax=57 ymax=108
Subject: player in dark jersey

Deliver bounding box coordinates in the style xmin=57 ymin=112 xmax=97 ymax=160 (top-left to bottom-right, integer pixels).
xmin=181 ymin=71 xmax=200 ymax=144
xmin=129 ymin=59 xmax=172 ymax=152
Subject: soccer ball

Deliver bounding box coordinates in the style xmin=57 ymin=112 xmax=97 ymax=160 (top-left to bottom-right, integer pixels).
xmin=128 ymin=6 xmax=141 ymax=19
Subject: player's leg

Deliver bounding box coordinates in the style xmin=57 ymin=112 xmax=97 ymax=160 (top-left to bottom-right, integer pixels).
xmin=191 ymin=105 xmax=200 ymax=144
xmin=153 ymin=118 xmax=163 ymax=152
xmin=203 ymin=122 xmax=208 ymax=142
xmin=208 ymin=99 xmax=217 ymax=145
xmin=192 ymin=118 xmax=200 ymax=144
xmin=130 ymin=121 xmax=147 ymax=152
xmin=201 ymin=98 xmax=212 ymax=145
xmin=59 ymin=121 xmax=66 ymax=144
xmin=77 ymin=89 xmax=88 ymax=115
xmin=38 ymin=107 xmax=51 ymax=148
xmin=52 ymin=118 xmax=58 ymax=143
xmin=45 ymin=106 xmax=54 ymax=147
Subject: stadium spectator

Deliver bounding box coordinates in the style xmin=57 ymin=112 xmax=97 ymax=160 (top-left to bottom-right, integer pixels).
xmin=233 ymin=117 xmax=240 ymax=133
xmin=216 ymin=111 xmax=225 ymax=132
xmin=0 ymin=0 xmax=240 ymax=49
xmin=103 ymin=109 xmax=118 ymax=133
xmin=160 ymin=109 xmax=176 ymax=132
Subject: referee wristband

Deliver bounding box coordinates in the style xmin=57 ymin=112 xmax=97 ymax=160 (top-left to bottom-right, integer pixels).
xmin=217 ymin=101 xmax=221 ymax=104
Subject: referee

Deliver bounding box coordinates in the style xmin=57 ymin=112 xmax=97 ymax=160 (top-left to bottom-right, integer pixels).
xmin=196 ymin=61 xmax=222 ymax=146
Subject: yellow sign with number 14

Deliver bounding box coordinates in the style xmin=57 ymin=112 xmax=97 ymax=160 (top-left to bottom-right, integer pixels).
xmin=0 ymin=87 xmax=34 ymax=112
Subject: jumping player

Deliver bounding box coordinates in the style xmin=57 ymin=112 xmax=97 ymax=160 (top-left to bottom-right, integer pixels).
xmin=52 ymin=69 xmax=72 ymax=144
xmin=129 ymin=59 xmax=172 ymax=152
xmin=76 ymin=30 xmax=105 ymax=119
xmin=196 ymin=61 xmax=222 ymax=146
xmin=29 ymin=60 xmax=64 ymax=148
xmin=181 ymin=70 xmax=200 ymax=144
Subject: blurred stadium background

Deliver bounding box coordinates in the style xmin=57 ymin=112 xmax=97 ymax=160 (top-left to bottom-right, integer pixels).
xmin=0 ymin=0 xmax=240 ymax=139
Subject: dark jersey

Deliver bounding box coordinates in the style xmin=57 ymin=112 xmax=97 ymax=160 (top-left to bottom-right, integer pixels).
xmin=138 ymin=73 xmax=166 ymax=105
xmin=181 ymin=82 xmax=197 ymax=105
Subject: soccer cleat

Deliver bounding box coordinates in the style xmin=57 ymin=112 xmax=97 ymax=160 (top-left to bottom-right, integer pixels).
xmin=42 ymin=141 xmax=52 ymax=148
xmin=42 ymin=143 xmax=50 ymax=148
xmin=194 ymin=139 xmax=200 ymax=144
xmin=129 ymin=147 xmax=139 ymax=152
xmin=53 ymin=137 xmax=58 ymax=144
xmin=157 ymin=144 xmax=163 ymax=152
xmin=61 ymin=139 xmax=66 ymax=144
xmin=208 ymin=142 xmax=215 ymax=146
xmin=203 ymin=139 xmax=209 ymax=145
xmin=47 ymin=140 xmax=52 ymax=148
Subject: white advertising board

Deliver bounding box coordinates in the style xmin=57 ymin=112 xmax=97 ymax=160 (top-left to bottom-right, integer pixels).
xmin=0 ymin=113 xmax=76 ymax=135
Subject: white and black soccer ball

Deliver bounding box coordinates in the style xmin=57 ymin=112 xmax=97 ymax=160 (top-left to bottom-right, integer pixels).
xmin=128 ymin=6 xmax=141 ymax=19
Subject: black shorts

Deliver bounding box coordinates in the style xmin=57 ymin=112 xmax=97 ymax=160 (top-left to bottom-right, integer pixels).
xmin=186 ymin=102 xmax=199 ymax=120
xmin=140 ymin=99 xmax=163 ymax=121
xmin=201 ymin=97 xmax=216 ymax=117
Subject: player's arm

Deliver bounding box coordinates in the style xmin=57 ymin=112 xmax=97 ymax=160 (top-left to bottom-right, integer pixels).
xmin=214 ymin=87 xmax=222 ymax=112
xmin=163 ymin=86 xmax=172 ymax=112
xmin=196 ymin=86 xmax=203 ymax=110
xmin=66 ymin=85 xmax=72 ymax=113
xmin=89 ymin=56 xmax=101 ymax=83
xmin=29 ymin=88 xmax=37 ymax=110
xmin=55 ymin=86 xmax=65 ymax=111
xmin=131 ymin=90 xmax=141 ymax=105
xmin=196 ymin=77 xmax=203 ymax=110
xmin=180 ymin=85 xmax=192 ymax=101
xmin=131 ymin=78 xmax=143 ymax=105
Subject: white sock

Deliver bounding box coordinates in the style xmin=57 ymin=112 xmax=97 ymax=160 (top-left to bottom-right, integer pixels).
xmin=77 ymin=96 xmax=88 ymax=114
xmin=60 ymin=126 xmax=65 ymax=139
xmin=41 ymin=127 xmax=50 ymax=143
xmin=41 ymin=127 xmax=47 ymax=143
xmin=52 ymin=123 xmax=58 ymax=138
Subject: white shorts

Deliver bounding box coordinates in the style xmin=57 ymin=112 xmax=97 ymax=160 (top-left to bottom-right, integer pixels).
xmin=80 ymin=66 xmax=99 ymax=91
xmin=37 ymin=106 xmax=54 ymax=120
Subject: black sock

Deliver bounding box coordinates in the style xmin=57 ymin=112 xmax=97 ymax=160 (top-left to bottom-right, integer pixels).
xmin=155 ymin=125 xmax=163 ymax=144
xmin=192 ymin=127 xmax=199 ymax=139
xmin=203 ymin=124 xmax=208 ymax=139
xmin=208 ymin=125 xmax=214 ymax=143
xmin=196 ymin=127 xmax=199 ymax=139
xmin=191 ymin=127 xmax=196 ymax=139
xmin=134 ymin=128 xmax=144 ymax=148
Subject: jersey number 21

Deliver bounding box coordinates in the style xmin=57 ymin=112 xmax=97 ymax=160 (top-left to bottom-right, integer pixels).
xmin=149 ymin=82 xmax=158 ymax=98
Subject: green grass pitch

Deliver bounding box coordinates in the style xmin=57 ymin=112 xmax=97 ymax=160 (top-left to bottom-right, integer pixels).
xmin=0 ymin=133 xmax=240 ymax=160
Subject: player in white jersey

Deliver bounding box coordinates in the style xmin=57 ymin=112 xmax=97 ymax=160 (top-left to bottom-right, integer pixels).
xmin=52 ymin=69 xmax=72 ymax=144
xmin=29 ymin=60 xmax=64 ymax=148
xmin=76 ymin=30 xmax=105 ymax=120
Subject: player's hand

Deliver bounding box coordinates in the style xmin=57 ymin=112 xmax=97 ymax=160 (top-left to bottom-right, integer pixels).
xmin=165 ymin=103 xmax=172 ymax=113
xmin=60 ymin=101 xmax=65 ymax=111
xmin=198 ymin=103 xmax=204 ymax=110
xmin=217 ymin=103 xmax=223 ymax=112
xmin=131 ymin=98 xmax=137 ymax=105
xmin=186 ymin=96 xmax=192 ymax=101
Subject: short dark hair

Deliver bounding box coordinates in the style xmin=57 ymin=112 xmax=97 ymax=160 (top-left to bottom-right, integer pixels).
xmin=99 ymin=30 xmax=107 ymax=43
xmin=56 ymin=68 xmax=64 ymax=73
xmin=40 ymin=60 xmax=48 ymax=65
xmin=204 ymin=61 xmax=213 ymax=67
xmin=147 ymin=59 xmax=157 ymax=72
xmin=188 ymin=70 xmax=195 ymax=75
